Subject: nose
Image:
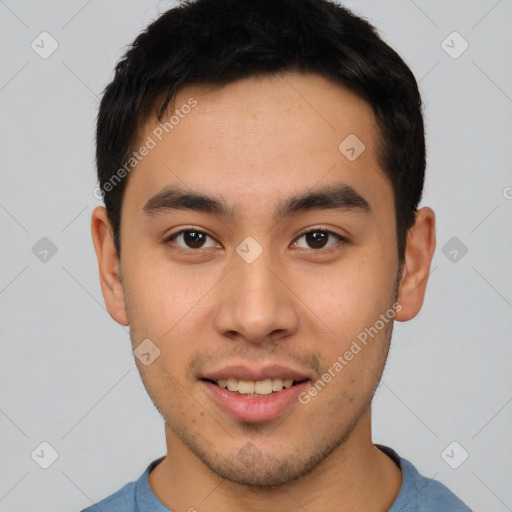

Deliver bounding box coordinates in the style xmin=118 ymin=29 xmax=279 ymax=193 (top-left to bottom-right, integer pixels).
xmin=212 ymin=247 xmax=299 ymax=346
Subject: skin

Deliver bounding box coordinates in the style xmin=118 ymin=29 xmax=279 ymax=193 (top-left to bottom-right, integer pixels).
xmin=91 ymin=71 xmax=436 ymax=512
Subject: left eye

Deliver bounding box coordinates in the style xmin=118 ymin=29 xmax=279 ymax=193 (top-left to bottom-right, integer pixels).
xmin=293 ymin=229 xmax=344 ymax=251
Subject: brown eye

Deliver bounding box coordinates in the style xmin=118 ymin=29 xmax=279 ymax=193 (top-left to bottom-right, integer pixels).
xmin=305 ymin=230 xmax=329 ymax=249
xmin=294 ymin=229 xmax=345 ymax=251
xmin=166 ymin=229 xmax=218 ymax=250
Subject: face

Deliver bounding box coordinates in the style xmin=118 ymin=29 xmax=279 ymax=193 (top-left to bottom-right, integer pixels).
xmin=106 ymin=72 xmax=404 ymax=486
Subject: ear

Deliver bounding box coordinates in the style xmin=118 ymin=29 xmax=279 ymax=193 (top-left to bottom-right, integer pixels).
xmin=91 ymin=206 xmax=128 ymax=326
xmin=395 ymin=207 xmax=436 ymax=322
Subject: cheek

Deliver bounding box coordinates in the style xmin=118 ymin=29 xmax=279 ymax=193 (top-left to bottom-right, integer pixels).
xmin=292 ymin=252 xmax=396 ymax=396
xmin=125 ymin=251 xmax=210 ymax=322
xmin=295 ymin=256 xmax=395 ymax=340
xmin=123 ymin=254 xmax=222 ymax=370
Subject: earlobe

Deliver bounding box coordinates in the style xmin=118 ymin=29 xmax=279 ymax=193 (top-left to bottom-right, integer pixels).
xmin=90 ymin=206 xmax=129 ymax=326
xmin=395 ymin=207 xmax=436 ymax=322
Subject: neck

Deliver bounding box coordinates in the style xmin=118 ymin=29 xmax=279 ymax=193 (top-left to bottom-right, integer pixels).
xmin=148 ymin=407 xmax=402 ymax=512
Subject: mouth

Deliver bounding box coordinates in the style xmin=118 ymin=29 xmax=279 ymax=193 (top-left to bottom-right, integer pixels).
xmin=200 ymin=377 xmax=312 ymax=422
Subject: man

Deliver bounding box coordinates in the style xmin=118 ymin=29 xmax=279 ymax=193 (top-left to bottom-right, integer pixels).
xmin=85 ymin=0 xmax=471 ymax=510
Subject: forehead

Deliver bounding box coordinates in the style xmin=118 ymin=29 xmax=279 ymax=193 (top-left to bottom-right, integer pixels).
xmin=124 ymin=71 xmax=393 ymax=221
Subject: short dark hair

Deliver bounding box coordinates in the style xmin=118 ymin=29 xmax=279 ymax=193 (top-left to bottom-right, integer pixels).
xmin=96 ymin=0 xmax=425 ymax=266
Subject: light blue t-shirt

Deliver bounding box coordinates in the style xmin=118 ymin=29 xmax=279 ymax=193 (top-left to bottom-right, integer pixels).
xmin=81 ymin=444 xmax=471 ymax=511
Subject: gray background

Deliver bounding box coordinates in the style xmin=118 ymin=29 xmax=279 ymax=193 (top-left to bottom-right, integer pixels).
xmin=1 ymin=1 xmax=511 ymax=510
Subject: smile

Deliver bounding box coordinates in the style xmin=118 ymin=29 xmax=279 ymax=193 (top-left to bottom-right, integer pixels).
xmin=207 ymin=377 xmax=305 ymax=396
xmin=200 ymin=378 xmax=311 ymax=422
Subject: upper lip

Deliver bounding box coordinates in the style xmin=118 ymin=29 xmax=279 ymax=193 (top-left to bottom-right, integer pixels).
xmin=200 ymin=363 xmax=312 ymax=382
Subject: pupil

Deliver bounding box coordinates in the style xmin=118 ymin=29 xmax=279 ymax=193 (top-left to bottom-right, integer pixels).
xmin=307 ymin=231 xmax=327 ymax=249
xmin=185 ymin=230 xmax=205 ymax=248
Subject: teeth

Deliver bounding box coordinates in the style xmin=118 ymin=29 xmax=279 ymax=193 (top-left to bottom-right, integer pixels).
xmin=226 ymin=378 xmax=237 ymax=391
xmin=255 ymin=379 xmax=273 ymax=394
xmin=238 ymin=380 xmax=255 ymax=394
xmin=215 ymin=377 xmax=296 ymax=395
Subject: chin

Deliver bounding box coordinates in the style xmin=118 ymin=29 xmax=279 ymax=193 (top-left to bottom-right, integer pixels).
xmin=201 ymin=442 xmax=323 ymax=489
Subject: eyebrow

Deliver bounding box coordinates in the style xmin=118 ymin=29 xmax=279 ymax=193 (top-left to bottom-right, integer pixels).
xmin=143 ymin=183 xmax=371 ymax=220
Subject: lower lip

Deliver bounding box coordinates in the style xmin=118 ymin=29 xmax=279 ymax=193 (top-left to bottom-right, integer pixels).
xmin=201 ymin=380 xmax=311 ymax=423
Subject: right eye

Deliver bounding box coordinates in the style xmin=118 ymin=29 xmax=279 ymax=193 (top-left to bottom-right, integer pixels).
xmin=164 ymin=228 xmax=221 ymax=250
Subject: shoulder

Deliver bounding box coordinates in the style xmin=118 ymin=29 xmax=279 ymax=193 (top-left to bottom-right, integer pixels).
xmin=400 ymin=457 xmax=471 ymax=511
xmin=79 ymin=456 xmax=166 ymax=512
xmin=376 ymin=444 xmax=471 ymax=512
xmin=80 ymin=480 xmax=137 ymax=512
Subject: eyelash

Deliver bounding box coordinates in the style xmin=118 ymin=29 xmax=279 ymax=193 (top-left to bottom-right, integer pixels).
xmin=163 ymin=226 xmax=348 ymax=254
